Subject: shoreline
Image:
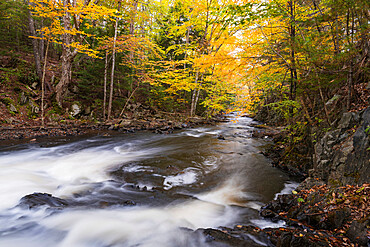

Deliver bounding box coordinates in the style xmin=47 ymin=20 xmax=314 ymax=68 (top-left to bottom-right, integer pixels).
xmin=249 ymin=108 xmax=370 ymax=247
xmin=0 ymin=115 xmax=228 ymax=142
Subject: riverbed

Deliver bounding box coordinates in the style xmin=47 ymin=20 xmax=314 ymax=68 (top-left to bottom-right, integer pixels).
xmin=0 ymin=113 xmax=297 ymax=247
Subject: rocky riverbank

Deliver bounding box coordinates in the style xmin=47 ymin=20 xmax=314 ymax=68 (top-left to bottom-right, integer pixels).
xmin=259 ymin=183 xmax=369 ymax=246
xmin=0 ymin=115 xmax=228 ymax=141
xmin=241 ymin=107 xmax=370 ymax=246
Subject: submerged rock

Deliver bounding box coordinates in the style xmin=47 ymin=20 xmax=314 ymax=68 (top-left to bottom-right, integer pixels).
xmin=217 ymin=134 xmax=225 ymax=140
xmin=19 ymin=193 xmax=69 ymax=209
xmin=195 ymin=225 xmax=269 ymax=247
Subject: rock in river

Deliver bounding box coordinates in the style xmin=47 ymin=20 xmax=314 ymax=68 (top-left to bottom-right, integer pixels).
xmin=18 ymin=193 xmax=69 ymax=209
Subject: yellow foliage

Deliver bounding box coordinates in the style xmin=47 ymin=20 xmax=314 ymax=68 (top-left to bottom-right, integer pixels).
xmin=29 ymin=0 xmax=117 ymax=58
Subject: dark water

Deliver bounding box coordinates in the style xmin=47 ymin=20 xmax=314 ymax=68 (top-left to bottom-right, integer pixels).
xmin=0 ymin=114 xmax=297 ymax=247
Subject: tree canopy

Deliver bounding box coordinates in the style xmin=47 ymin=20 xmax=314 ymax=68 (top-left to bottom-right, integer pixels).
xmin=0 ymin=0 xmax=367 ymax=120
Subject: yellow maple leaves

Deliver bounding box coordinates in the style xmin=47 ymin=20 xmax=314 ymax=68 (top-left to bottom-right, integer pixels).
xmin=29 ymin=0 xmax=117 ymax=58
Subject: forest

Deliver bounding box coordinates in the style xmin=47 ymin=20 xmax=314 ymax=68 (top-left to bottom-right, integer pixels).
xmin=1 ymin=0 xmax=368 ymax=169
xmin=0 ymin=0 xmax=367 ymax=120
xmin=0 ymin=0 xmax=369 ymax=245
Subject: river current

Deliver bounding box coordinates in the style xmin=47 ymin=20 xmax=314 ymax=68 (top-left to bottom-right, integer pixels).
xmin=0 ymin=114 xmax=297 ymax=247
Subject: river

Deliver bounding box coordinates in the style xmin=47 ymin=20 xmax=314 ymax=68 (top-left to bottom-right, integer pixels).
xmin=0 ymin=114 xmax=298 ymax=247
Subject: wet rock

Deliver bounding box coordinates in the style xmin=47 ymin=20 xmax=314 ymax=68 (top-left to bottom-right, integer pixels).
xmin=261 ymin=194 xmax=295 ymax=214
xmin=252 ymin=126 xmax=281 ymax=139
xmin=195 ymin=226 xmax=267 ymax=247
xmin=259 ymin=209 xmax=277 ymax=219
xmin=260 ymin=184 xmax=370 ymax=246
xmin=19 ymin=193 xmax=69 ymax=209
xmin=217 ymin=134 xmax=225 ymax=140
xmin=98 ymin=199 xmax=136 ymax=208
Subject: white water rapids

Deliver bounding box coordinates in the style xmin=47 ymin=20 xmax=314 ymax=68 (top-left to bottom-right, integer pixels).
xmin=0 ymin=115 xmax=298 ymax=247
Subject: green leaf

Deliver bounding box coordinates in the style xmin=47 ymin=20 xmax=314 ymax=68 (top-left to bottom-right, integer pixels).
xmin=297 ymin=198 xmax=305 ymax=203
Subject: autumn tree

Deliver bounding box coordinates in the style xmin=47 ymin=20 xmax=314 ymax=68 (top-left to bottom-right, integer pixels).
xmin=150 ymin=0 xmax=256 ymax=116
xmin=29 ymin=0 xmax=117 ymax=106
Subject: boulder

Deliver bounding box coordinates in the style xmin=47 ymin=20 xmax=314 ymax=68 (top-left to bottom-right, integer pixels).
xmin=70 ymin=103 xmax=81 ymax=117
xmin=195 ymin=226 xmax=268 ymax=247
xmin=346 ymin=220 xmax=369 ymax=246
xmin=9 ymin=103 xmax=17 ymax=113
xmin=19 ymin=193 xmax=69 ymax=209
xmin=217 ymin=134 xmax=226 ymax=140
xmin=337 ymin=112 xmax=358 ymax=130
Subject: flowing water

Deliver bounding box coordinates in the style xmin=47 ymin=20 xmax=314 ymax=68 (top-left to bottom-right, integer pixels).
xmin=0 ymin=114 xmax=298 ymax=247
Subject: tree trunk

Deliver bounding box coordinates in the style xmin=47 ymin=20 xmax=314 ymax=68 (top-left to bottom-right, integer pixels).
xmin=55 ymin=49 xmax=74 ymax=106
xmin=103 ymin=51 xmax=108 ymax=120
xmin=193 ymin=87 xmax=201 ymax=115
xmin=190 ymin=71 xmax=200 ymax=117
xmin=41 ymin=41 xmax=50 ymax=127
xmin=26 ymin=1 xmax=42 ymax=80
xmin=289 ymin=0 xmax=297 ymax=101
xmin=347 ymin=62 xmax=353 ymax=110
xmin=107 ymin=0 xmax=121 ymax=120
xmin=55 ymin=0 xmax=77 ymax=107
xmin=39 ymin=18 xmax=44 ymax=62
xmin=119 ymin=86 xmax=139 ymax=117
xmin=128 ymin=0 xmax=138 ymax=92
xmin=193 ymin=73 xmax=204 ymax=116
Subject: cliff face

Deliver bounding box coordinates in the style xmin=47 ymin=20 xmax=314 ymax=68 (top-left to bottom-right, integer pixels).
xmin=257 ymin=107 xmax=370 ymax=247
xmin=313 ymin=107 xmax=370 ymax=186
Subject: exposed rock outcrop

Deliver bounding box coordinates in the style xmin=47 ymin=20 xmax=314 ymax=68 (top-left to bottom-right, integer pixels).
xmin=256 ymin=107 xmax=370 ymax=246
xmin=313 ymin=107 xmax=370 ymax=186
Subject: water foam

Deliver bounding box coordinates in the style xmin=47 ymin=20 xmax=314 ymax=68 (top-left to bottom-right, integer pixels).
xmin=163 ymin=168 xmax=199 ymax=190
xmin=0 ymin=142 xmax=163 ymax=210
xmin=37 ymin=200 xmax=237 ymax=247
